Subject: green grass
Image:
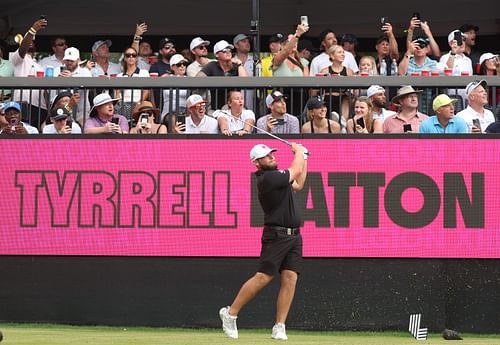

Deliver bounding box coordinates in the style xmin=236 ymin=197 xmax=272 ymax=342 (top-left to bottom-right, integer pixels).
xmin=0 ymin=324 xmax=499 ymax=345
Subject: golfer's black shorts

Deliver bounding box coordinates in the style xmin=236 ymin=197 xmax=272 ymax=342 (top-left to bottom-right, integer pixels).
xmin=257 ymin=227 xmax=303 ymax=276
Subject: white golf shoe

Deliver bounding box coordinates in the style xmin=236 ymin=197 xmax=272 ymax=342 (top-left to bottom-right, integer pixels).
xmin=219 ymin=306 xmax=238 ymax=339
xmin=272 ymin=323 xmax=288 ymax=340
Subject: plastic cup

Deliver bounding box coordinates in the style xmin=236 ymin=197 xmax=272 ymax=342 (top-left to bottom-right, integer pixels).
xmin=98 ymin=74 xmax=107 ymax=78
xmin=421 ymin=70 xmax=430 ymax=77
xmin=444 ymin=68 xmax=452 ymax=76
xmin=150 ymin=72 xmax=159 ymax=78
xmin=360 ymin=72 xmax=369 ymax=76
xmin=460 ymin=71 xmax=470 ymax=76
xmin=410 ymin=72 xmax=420 ymax=76
xmin=110 ymin=74 xmax=117 ymax=78
xmin=431 ymin=71 xmax=440 ymax=77
xmin=315 ymin=73 xmax=327 ymax=77
xmin=36 ymin=71 xmax=45 ymax=77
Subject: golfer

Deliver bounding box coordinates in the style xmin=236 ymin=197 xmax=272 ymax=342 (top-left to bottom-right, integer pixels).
xmin=219 ymin=142 xmax=308 ymax=340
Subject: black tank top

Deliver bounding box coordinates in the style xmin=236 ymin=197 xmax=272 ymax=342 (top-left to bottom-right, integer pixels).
xmin=328 ymin=66 xmax=347 ymax=76
xmin=310 ymin=119 xmax=333 ymax=133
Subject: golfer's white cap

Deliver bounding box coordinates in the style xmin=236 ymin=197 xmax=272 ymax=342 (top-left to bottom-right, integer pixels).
xmin=250 ymin=144 xmax=277 ymax=161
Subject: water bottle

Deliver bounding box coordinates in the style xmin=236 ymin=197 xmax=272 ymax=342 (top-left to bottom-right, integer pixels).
xmin=45 ymin=65 xmax=54 ymax=77
xmin=391 ymin=59 xmax=398 ymax=76
xmin=28 ymin=64 xmax=36 ymax=77
xmin=380 ymin=59 xmax=387 ymax=76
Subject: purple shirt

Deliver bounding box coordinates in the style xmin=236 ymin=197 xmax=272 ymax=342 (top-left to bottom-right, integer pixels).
xmin=84 ymin=114 xmax=129 ymax=133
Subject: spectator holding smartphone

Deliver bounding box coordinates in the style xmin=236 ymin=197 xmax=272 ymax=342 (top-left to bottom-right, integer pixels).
xmin=84 ymin=93 xmax=129 ymax=134
xmin=256 ymin=91 xmax=300 ymax=134
xmin=347 ymin=96 xmax=382 ymax=134
xmin=42 ymin=105 xmax=82 ymax=134
xmin=456 ymin=80 xmax=495 ymax=133
xmin=130 ymin=101 xmax=166 ymax=134
xmin=0 ymin=101 xmax=38 ymax=134
xmin=383 ymin=86 xmax=428 ymax=133
xmin=419 ymin=94 xmax=467 ymax=134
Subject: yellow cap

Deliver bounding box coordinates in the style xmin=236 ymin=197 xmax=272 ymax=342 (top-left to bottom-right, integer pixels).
xmin=432 ymin=94 xmax=458 ymax=112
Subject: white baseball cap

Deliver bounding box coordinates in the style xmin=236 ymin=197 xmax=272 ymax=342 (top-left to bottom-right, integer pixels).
xmin=366 ymin=85 xmax=385 ymax=98
xmin=170 ymin=54 xmax=188 ymax=66
xmin=63 ymin=47 xmax=80 ymax=61
xmin=479 ymin=53 xmax=499 ymax=66
xmin=186 ymin=94 xmax=207 ymax=108
xmin=250 ymin=144 xmax=277 ymax=161
xmin=213 ymin=40 xmax=234 ymax=54
xmin=265 ymin=91 xmax=286 ymax=108
xmin=190 ymin=37 xmax=210 ymax=51
xmin=465 ymin=80 xmax=487 ymax=97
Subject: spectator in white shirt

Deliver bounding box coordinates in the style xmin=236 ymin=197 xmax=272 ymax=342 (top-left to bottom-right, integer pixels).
xmin=456 ymin=80 xmax=496 ymax=133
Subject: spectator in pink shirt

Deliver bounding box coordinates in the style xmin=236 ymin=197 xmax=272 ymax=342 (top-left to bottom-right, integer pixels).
xmin=383 ymin=86 xmax=428 ymax=133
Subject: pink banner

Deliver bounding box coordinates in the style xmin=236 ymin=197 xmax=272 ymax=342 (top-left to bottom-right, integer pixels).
xmin=0 ymin=138 xmax=499 ymax=258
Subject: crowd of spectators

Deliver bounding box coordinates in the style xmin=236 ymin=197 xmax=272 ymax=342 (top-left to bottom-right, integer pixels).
xmin=0 ymin=15 xmax=499 ymax=135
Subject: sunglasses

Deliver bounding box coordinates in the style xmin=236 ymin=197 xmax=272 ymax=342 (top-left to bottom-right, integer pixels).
xmin=196 ymin=45 xmax=208 ymax=50
xmin=163 ymin=44 xmax=175 ymax=50
xmin=175 ymin=62 xmax=187 ymax=67
xmin=55 ymin=42 xmax=67 ymax=47
xmin=125 ymin=53 xmax=137 ymax=58
xmin=220 ymin=48 xmax=232 ymax=54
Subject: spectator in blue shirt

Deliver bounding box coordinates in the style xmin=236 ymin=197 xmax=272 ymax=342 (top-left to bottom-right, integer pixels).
xmin=419 ymin=94 xmax=468 ymax=134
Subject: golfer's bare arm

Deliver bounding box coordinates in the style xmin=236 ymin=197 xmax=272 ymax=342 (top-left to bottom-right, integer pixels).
xmin=288 ymin=144 xmax=306 ymax=192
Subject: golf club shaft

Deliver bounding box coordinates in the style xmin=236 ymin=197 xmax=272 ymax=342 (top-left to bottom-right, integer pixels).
xmin=217 ymin=110 xmax=292 ymax=146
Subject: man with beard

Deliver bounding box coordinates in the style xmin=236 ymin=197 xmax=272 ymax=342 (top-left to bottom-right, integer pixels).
xmin=11 ymin=17 xmax=48 ymax=128
xmin=150 ymin=37 xmax=176 ymax=77
xmin=219 ymin=142 xmax=308 ymax=340
xmin=256 ymin=90 xmax=300 ymax=134
xmin=367 ymin=85 xmax=395 ymax=122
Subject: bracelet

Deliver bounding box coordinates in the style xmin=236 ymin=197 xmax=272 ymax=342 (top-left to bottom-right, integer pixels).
xmin=28 ymin=27 xmax=37 ymax=36
xmin=134 ymin=35 xmax=142 ymax=41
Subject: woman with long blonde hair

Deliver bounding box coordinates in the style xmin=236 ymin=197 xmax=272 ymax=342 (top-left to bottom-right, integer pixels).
xmin=347 ymin=96 xmax=382 ymax=134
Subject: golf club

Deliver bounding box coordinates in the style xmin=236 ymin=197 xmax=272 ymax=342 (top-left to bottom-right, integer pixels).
xmin=214 ymin=110 xmax=310 ymax=155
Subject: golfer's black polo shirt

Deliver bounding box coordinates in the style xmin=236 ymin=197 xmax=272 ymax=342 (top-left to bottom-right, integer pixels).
xmin=255 ymin=169 xmax=301 ymax=228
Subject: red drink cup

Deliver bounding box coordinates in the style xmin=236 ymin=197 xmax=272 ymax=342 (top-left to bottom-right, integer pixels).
xmin=410 ymin=72 xmax=420 ymax=76
xmin=421 ymin=70 xmax=430 ymax=77
xmin=150 ymin=72 xmax=159 ymax=78
xmin=461 ymin=71 xmax=470 ymax=76
xmin=360 ymin=72 xmax=369 ymax=76
xmin=444 ymin=68 xmax=452 ymax=76
xmin=110 ymin=73 xmax=117 ymax=78
xmin=36 ymin=71 xmax=45 ymax=77
xmin=431 ymin=71 xmax=440 ymax=77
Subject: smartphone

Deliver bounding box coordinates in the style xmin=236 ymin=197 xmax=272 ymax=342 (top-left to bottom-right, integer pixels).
xmin=60 ymin=65 xmax=68 ymax=73
xmin=381 ymin=17 xmax=389 ymax=25
xmin=111 ymin=117 xmax=120 ymax=125
xmin=66 ymin=116 xmax=73 ymax=128
xmin=40 ymin=15 xmax=47 ymax=20
xmin=412 ymin=12 xmax=420 ymax=20
xmin=472 ymin=118 xmax=481 ymax=131
xmin=276 ymin=118 xmax=285 ymax=126
xmin=454 ymin=31 xmax=463 ymax=46
xmin=403 ymin=123 xmax=412 ymax=132
xmin=139 ymin=114 xmax=149 ymax=126
xmin=176 ymin=114 xmax=186 ymax=126
xmin=10 ymin=117 xmax=18 ymax=127
xmin=356 ymin=117 xmax=365 ymax=129
xmin=138 ymin=19 xmax=146 ymax=25
xmin=300 ymin=16 xmax=309 ymax=27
